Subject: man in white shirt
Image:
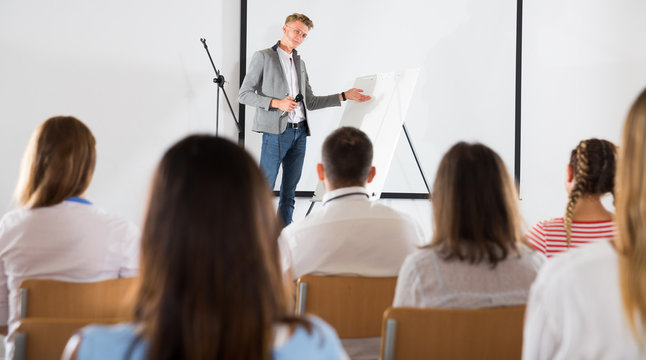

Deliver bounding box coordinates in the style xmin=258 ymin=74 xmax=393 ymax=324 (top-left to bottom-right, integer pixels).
xmin=279 ymin=127 xmax=425 ymax=280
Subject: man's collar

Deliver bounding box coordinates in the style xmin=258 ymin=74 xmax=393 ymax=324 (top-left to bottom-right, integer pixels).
xmin=272 ymin=41 xmax=298 ymax=57
xmin=277 ymin=46 xmax=291 ymax=58
xmin=322 ymin=186 xmax=369 ymax=204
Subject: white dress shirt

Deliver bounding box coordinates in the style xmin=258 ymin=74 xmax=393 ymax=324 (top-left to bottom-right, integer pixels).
xmin=277 ymin=46 xmax=305 ymax=124
xmin=278 ymin=187 xmax=425 ymax=279
xmin=0 ymin=200 xmax=140 ymax=358
xmin=523 ymin=241 xmax=645 ymax=359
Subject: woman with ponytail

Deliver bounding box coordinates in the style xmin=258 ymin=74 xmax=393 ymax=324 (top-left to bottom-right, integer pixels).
xmin=526 ymin=138 xmax=616 ymax=258
xmin=523 ymin=89 xmax=646 ymax=358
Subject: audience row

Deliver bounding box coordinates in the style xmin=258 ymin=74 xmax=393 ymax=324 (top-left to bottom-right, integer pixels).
xmin=0 ymin=88 xmax=645 ymax=359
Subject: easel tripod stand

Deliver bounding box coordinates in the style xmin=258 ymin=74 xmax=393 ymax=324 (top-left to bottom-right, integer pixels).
xmin=200 ymin=38 xmax=241 ymax=137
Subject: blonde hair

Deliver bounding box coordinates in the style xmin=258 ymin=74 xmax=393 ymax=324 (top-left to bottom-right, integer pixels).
xmin=285 ymin=13 xmax=313 ymax=29
xmin=429 ymin=142 xmax=523 ymax=267
xmin=563 ymin=138 xmax=617 ymax=245
xmin=14 ymin=116 xmax=96 ymax=208
xmin=616 ymin=88 xmax=646 ymax=343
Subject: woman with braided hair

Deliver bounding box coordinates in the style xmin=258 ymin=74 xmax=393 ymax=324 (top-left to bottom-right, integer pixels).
xmin=523 ymin=89 xmax=646 ymax=359
xmin=526 ymin=138 xmax=617 ymax=258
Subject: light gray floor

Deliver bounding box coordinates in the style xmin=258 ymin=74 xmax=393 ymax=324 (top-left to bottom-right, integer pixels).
xmin=342 ymin=337 xmax=382 ymax=360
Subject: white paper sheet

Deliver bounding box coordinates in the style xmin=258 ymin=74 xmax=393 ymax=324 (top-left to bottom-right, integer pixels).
xmin=314 ymin=69 xmax=420 ymax=201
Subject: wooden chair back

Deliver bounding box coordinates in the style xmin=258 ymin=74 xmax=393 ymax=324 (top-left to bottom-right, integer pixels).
xmin=19 ymin=277 xmax=139 ymax=319
xmin=14 ymin=317 xmax=128 ymax=360
xmin=296 ymin=275 xmax=397 ymax=338
xmin=380 ymin=306 xmax=526 ymax=360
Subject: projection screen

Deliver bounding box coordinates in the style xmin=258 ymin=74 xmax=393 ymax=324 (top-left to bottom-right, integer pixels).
xmin=243 ymin=0 xmax=518 ymax=196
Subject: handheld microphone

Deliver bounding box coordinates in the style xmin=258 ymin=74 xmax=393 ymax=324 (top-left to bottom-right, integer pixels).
xmin=281 ymin=94 xmax=303 ymax=117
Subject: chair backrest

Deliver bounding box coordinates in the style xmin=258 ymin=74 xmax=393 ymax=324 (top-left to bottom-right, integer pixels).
xmin=380 ymin=306 xmax=526 ymax=360
xmin=14 ymin=317 xmax=128 ymax=360
xmin=19 ymin=277 xmax=139 ymax=319
xmin=295 ymin=275 xmax=397 ymax=338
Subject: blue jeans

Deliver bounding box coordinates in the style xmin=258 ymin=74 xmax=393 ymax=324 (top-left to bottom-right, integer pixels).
xmin=259 ymin=126 xmax=308 ymax=226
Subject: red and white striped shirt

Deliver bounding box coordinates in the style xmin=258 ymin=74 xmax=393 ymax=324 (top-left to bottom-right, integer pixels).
xmin=526 ymin=218 xmax=615 ymax=258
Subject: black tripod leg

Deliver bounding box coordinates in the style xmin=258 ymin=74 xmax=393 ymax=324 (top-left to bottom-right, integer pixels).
xmin=306 ymin=201 xmax=316 ymax=216
xmin=216 ymin=87 xmax=220 ymax=136
xmin=403 ymin=123 xmax=430 ymax=193
xmin=220 ymin=87 xmax=241 ymax=132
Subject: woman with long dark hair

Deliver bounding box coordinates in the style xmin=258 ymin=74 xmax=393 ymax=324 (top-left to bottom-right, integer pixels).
xmin=65 ymin=135 xmax=346 ymax=359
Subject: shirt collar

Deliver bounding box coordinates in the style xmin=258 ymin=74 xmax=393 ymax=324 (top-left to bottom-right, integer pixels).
xmin=277 ymin=46 xmax=292 ymax=58
xmin=65 ymin=196 xmax=92 ymax=205
xmin=277 ymin=46 xmax=293 ymax=64
xmin=322 ymin=186 xmax=370 ymax=204
xmin=272 ymin=41 xmax=298 ymax=57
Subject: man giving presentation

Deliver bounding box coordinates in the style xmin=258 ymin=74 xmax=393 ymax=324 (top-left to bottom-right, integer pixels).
xmin=239 ymin=12 xmax=371 ymax=225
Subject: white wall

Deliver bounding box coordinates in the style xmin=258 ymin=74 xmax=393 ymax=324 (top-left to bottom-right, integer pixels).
xmin=1 ymin=1 xmax=645 ymax=232
xmin=520 ymin=0 xmax=646 ymax=227
xmin=0 ymin=0 xmax=241 ymax=225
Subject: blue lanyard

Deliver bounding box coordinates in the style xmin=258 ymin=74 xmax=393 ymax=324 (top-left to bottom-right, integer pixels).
xmin=65 ymin=196 xmax=92 ymax=205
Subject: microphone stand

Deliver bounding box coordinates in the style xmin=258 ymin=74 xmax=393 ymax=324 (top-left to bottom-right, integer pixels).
xmin=200 ymin=38 xmax=240 ymax=137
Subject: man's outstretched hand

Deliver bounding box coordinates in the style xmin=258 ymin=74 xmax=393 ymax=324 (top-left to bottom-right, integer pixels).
xmin=343 ymin=88 xmax=372 ymax=102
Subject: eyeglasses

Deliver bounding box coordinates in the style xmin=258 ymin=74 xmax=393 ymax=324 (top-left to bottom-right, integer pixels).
xmin=286 ymin=25 xmax=308 ymax=39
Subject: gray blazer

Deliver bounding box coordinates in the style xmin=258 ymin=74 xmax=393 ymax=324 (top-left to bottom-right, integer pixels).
xmin=238 ymin=42 xmax=341 ymax=136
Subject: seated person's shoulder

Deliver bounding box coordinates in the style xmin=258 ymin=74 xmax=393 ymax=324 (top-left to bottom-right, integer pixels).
xmin=518 ymin=244 xmax=547 ymax=267
xmin=365 ymin=202 xmax=419 ymax=223
xmin=74 ymin=323 xmax=144 ymax=359
xmin=402 ymin=247 xmax=439 ymax=269
xmin=277 ymin=316 xmax=347 ymax=359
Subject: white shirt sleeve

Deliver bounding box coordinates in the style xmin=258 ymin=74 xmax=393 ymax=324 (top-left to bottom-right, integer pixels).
xmin=277 ymin=232 xmax=294 ymax=280
xmin=0 ymin=220 xmax=8 ymax=325
xmin=522 ymin=271 xmax=562 ymax=360
xmin=0 ymin=258 xmax=8 ymax=326
xmin=118 ymin=222 xmax=140 ymax=278
xmin=392 ymin=254 xmax=420 ymax=307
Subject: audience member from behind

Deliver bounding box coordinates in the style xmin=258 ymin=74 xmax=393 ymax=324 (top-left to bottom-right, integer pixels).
xmin=0 ymin=116 xmax=139 ymax=359
xmin=279 ymin=127 xmax=424 ymax=280
xmin=523 ymin=89 xmax=646 ymax=359
xmin=526 ymin=138 xmax=616 ymax=258
xmin=393 ymin=142 xmax=544 ymax=308
xmin=64 ymin=135 xmax=347 ymax=359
